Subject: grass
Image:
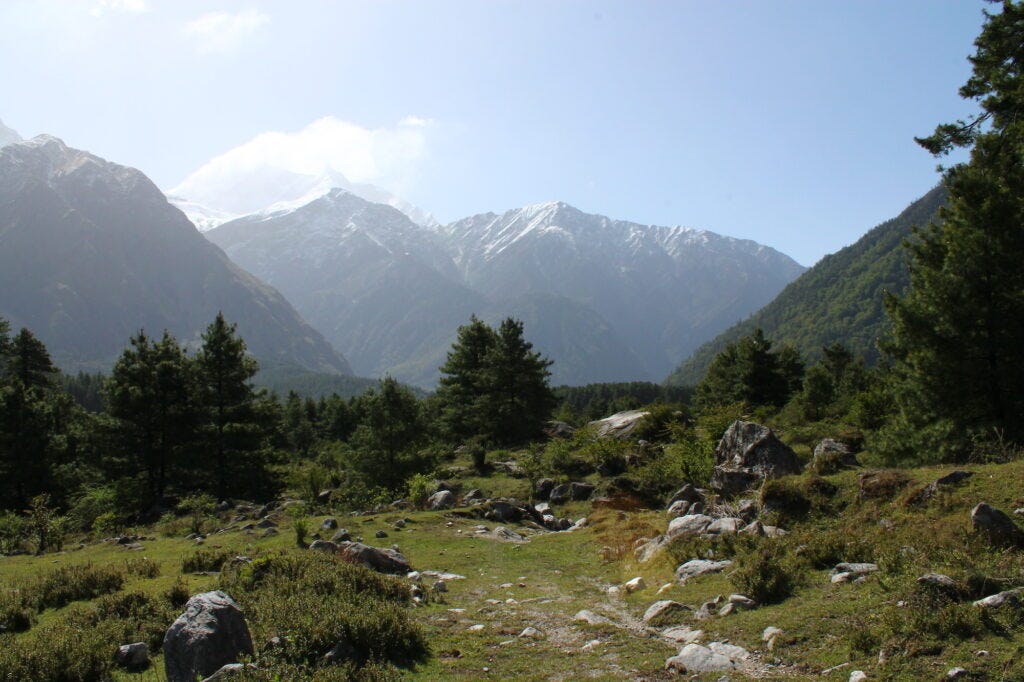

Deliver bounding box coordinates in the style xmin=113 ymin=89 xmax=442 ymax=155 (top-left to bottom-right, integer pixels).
xmin=0 ymin=456 xmax=1022 ymax=680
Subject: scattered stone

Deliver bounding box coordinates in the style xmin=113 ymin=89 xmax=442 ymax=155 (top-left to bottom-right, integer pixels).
xmin=667 ymin=514 xmax=714 ymax=538
xmin=534 ymin=478 xmax=555 ymax=501
xmin=710 ymin=421 xmax=802 ymax=496
xmin=461 ymin=489 xmax=484 ymax=505
xmin=316 ymin=489 xmax=332 ymax=505
xmin=336 ymin=542 xmax=410 ymax=575
xmin=375 ymin=530 xmax=388 ymax=538
xmin=623 ymin=576 xmax=646 ymax=593
xmin=662 ymin=626 xmax=703 ymax=644
xmin=717 ymin=603 xmax=737 ymax=617
xmin=588 ymin=409 xmax=650 ymax=439
xmin=570 ymin=481 xmax=595 ymax=501
xmin=518 ymin=626 xmax=544 ymax=639
xmin=116 ymin=642 xmax=150 ymax=670
xmin=490 ymin=526 xmax=525 ymax=543
xmin=811 ymin=438 xmax=859 ymax=473
xmin=467 ymin=623 xmax=485 ymax=632
xmin=643 ymin=600 xmax=690 ymax=626
xmin=971 ymin=503 xmax=1024 ymax=547
xmin=309 ymin=540 xmax=338 ymax=553
xmin=657 ymin=583 xmax=674 ymax=595
xmin=917 ymin=572 xmax=962 ymax=598
xmin=728 ymin=594 xmax=757 ymax=609
xmin=427 ymin=490 xmax=455 ymax=511
xmin=202 ymin=663 xmax=255 ymax=680
xmin=737 ymin=498 xmax=758 ymax=522
xmin=947 ymin=668 xmax=969 ymax=679
xmin=255 ymin=519 xmax=276 ymax=529
xmin=260 ymin=528 xmax=277 ymax=538
xmin=830 ymin=562 xmax=879 ymax=584
xmin=574 ymin=609 xmax=612 ymax=626
xmin=330 ymin=528 xmax=351 ymax=543
xmin=849 ymin=672 xmax=868 ymax=682
xmin=762 ymin=626 xmax=783 ymax=650
xmin=667 ymin=500 xmax=691 ymax=517
xmin=433 ymin=580 xmax=447 ymax=593
xmin=320 ymin=517 xmax=338 ymax=530
xmin=704 ymin=517 xmax=744 ymax=537
xmin=665 ymin=642 xmax=748 ymax=674
xmin=667 ymin=483 xmax=705 ymax=507
xmin=675 ymin=559 xmax=732 ymax=584
xmin=973 ymin=588 xmax=1023 ymax=609
xmin=163 ymin=591 xmax=254 ymax=682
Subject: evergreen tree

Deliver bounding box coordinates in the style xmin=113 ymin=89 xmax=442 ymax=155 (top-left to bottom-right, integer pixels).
xmin=195 ymin=313 xmax=267 ymax=500
xmin=881 ymin=1 xmax=1024 ymax=461
xmin=104 ymin=331 xmax=198 ymax=501
xmin=435 ymin=316 xmax=556 ymax=447
xmin=350 ymin=377 xmax=426 ymax=489
xmin=695 ymin=329 xmax=804 ymax=411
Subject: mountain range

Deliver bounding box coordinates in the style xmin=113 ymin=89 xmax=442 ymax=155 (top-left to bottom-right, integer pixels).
xmin=0 ymin=135 xmax=351 ymax=376
xmin=206 ymin=191 xmax=805 ymax=387
xmin=666 ymin=185 xmax=947 ymax=386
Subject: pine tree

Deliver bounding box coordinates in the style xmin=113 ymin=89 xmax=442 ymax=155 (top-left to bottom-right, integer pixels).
xmin=881 ymin=1 xmax=1024 ymax=461
xmin=435 ymin=316 xmax=556 ymax=447
xmin=695 ymin=329 xmax=803 ymax=411
xmin=350 ymin=377 xmax=426 ymax=489
xmin=195 ymin=313 xmax=266 ymax=500
xmin=104 ymin=331 xmax=198 ymax=501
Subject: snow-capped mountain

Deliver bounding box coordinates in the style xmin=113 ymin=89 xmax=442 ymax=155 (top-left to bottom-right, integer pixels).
xmin=0 ymin=135 xmax=351 ymax=375
xmin=207 ymin=191 xmax=804 ymax=387
xmin=440 ymin=201 xmax=806 ymax=379
xmin=168 ymin=162 xmax=437 ymax=231
xmin=0 ymin=118 xmax=21 ymax=148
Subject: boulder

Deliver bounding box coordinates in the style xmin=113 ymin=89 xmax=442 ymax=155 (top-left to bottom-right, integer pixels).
xmin=662 ymin=626 xmax=704 ymax=644
xmin=642 ymin=600 xmax=690 ymax=626
xmin=574 ymin=609 xmax=612 ymax=626
xmin=549 ymin=484 xmax=572 ymax=505
xmin=163 ymin=591 xmax=254 ymax=682
xmin=116 ymin=642 xmax=150 ymax=670
xmin=973 ymin=588 xmax=1024 ymax=609
xmin=709 ymin=421 xmax=802 ymax=496
xmin=971 ymin=503 xmax=1024 ymax=547
xmin=320 ymin=517 xmax=338 ymax=530
xmin=461 ymin=489 xmax=484 ymax=504
xmin=588 ymin=409 xmax=650 ymax=439
xmin=336 ymin=542 xmax=410 ymax=575
xmin=329 ymin=528 xmax=351 ymax=543
xmin=309 ymin=540 xmax=338 ymax=553
xmin=544 ymin=421 xmax=576 ymax=439
xmin=917 ymin=572 xmax=963 ymax=599
xmin=762 ymin=626 xmax=783 ymax=650
xmin=667 ymin=513 xmax=714 ymax=538
xmin=666 ymin=500 xmax=690 ymax=517
xmin=534 ymin=478 xmax=555 ymax=501
xmin=667 ymin=484 xmax=705 ymax=507
xmin=665 ymin=642 xmax=748 ymax=673
xmin=675 ymin=559 xmax=732 ymax=584
xmin=570 ymin=482 xmax=595 ymax=501
xmin=427 ymin=490 xmax=455 ymax=511
xmin=316 ymin=489 xmax=333 ymax=505
xmin=811 ymin=438 xmax=859 ymax=473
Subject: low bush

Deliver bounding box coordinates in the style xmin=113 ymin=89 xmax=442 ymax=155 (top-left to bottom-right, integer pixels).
xmin=760 ymin=475 xmax=839 ymax=525
xmin=182 ymin=548 xmax=236 ymax=574
xmin=0 ymin=590 xmax=34 ymax=633
xmin=124 ymin=556 xmax=160 ymax=578
xmin=220 ymin=550 xmax=426 ymax=672
xmin=729 ymin=538 xmax=805 ymax=605
xmin=32 ymin=563 xmax=124 ymax=611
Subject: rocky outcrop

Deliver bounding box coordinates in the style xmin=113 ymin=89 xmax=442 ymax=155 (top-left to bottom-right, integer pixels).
xmin=163 ymin=591 xmax=254 ymax=682
xmin=971 ymin=503 xmax=1024 ymax=547
xmin=710 ymin=421 xmax=801 ymax=496
xmin=336 ymin=542 xmax=411 ymax=575
xmin=588 ymin=410 xmax=649 ymax=439
xmin=665 ymin=642 xmax=750 ymax=674
xmin=427 ymin=490 xmax=455 ymax=510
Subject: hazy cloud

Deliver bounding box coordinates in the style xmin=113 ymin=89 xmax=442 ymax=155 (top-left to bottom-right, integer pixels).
xmin=171 ymin=116 xmax=431 ymax=199
xmin=184 ymin=9 xmax=269 ymax=54
xmin=91 ymin=0 xmax=149 ymax=17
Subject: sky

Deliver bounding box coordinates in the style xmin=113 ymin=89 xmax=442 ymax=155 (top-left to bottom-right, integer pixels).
xmin=0 ymin=0 xmax=986 ymax=266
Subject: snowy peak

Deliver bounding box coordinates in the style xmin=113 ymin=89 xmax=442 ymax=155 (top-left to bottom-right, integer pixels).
xmin=168 ymin=159 xmax=437 ymax=231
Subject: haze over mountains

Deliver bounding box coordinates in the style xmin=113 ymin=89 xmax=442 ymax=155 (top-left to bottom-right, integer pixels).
xmin=207 ymin=189 xmax=805 ymax=387
xmin=0 ymin=135 xmax=351 ymax=375
xmin=0 ymin=119 xmax=21 ymax=148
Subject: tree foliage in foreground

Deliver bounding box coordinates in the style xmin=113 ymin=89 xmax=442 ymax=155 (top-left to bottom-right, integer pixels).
xmin=880 ymin=0 xmax=1024 ymax=462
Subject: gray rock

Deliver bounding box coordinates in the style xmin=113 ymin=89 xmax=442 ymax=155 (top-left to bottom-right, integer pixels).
xmin=375 ymin=530 xmax=388 ymax=538
xmin=662 ymin=626 xmax=703 ymax=644
xmin=309 ymin=540 xmax=338 ymax=553
xmin=574 ymin=609 xmax=612 ymax=626
xmin=316 ymin=489 xmax=333 ymax=505
xmin=973 ymin=588 xmax=1024 ymax=609
xmin=544 ymin=421 xmax=576 ymax=439
xmin=163 ymin=591 xmax=254 ymax=682
xmin=704 ymin=517 xmax=744 ymax=537
xmin=643 ymin=600 xmax=690 ymax=626
xmin=667 ymin=484 xmax=705 ymax=507
xmin=534 ymin=478 xmax=555 ymax=501
xmin=116 ymin=642 xmax=150 ymax=670
xmin=461 ymin=489 xmax=484 ymax=504
xmin=329 ymin=528 xmax=351 ymax=543
xmin=202 ymin=663 xmax=255 ymax=680
xmin=336 ymin=542 xmax=410 ymax=575
xmin=665 ymin=642 xmax=748 ymax=673
xmin=947 ymin=668 xmax=969 ymax=679
xmin=667 ymin=514 xmax=714 ymax=538
xmin=549 ymin=484 xmax=572 ymax=505
xmin=518 ymin=626 xmax=544 ymax=639
xmin=588 ymin=409 xmax=650 ymax=439
xmin=737 ymin=498 xmax=758 ymax=522
xmin=427 ymin=490 xmax=455 ymax=511
xmin=917 ymin=572 xmax=962 ymax=598
xmin=710 ymin=421 xmax=802 ymax=496
xmin=491 ymin=526 xmax=526 ymax=542
xmin=570 ymin=482 xmax=595 ymax=501
xmin=849 ymin=672 xmax=867 ymax=682
xmin=830 ymin=562 xmax=879 ymax=578
xmin=762 ymin=626 xmax=783 ymax=650
xmin=811 ymin=438 xmax=859 ymax=472
xmin=971 ymin=503 xmax=1024 ymax=547
xmin=666 ymin=499 xmax=691 ymax=517
xmin=675 ymin=559 xmax=732 ymax=584
xmin=320 ymin=517 xmax=338 ymax=530
xmin=728 ymin=594 xmax=757 ymax=609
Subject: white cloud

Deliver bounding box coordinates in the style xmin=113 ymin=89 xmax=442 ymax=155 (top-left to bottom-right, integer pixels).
xmin=169 ymin=116 xmax=430 ymax=210
xmin=184 ymin=9 xmax=269 ymax=54
xmin=90 ymin=0 xmax=149 ymax=17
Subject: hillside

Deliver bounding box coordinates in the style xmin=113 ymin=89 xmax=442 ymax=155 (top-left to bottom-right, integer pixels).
xmin=667 ymin=185 xmax=947 ymax=386
xmin=0 ymin=136 xmax=351 ymax=375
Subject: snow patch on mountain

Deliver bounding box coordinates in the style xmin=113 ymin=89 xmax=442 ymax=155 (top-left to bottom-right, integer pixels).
xmin=0 ymin=118 xmax=21 ymax=148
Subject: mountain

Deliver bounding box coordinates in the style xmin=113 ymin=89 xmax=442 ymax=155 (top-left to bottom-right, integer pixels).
xmin=0 ymin=119 xmax=21 ymax=148
xmin=666 ymin=185 xmax=947 ymax=386
xmin=168 ymin=163 xmax=437 ymax=230
xmin=0 ymin=135 xmax=352 ymax=375
xmin=441 ymin=202 xmax=806 ymax=380
xmin=208 ymin=192 xmax=803 ymax=387
xmin=207 ymin=189 xmax=478 ymax=386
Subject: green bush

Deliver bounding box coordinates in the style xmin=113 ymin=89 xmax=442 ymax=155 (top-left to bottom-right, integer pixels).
xmin=182 ymin=548 xmax=236 ymax=574
xmin=124 ymin=556 xmax=160 ymax=579
xmin=0 ymin=590 xmax=34 ymax=633
xmin=729 ymin=539 xmax=805 ymax=605
xmin=220 ymin=550 xmax=426 ymax=672
xmin=0 ymin=512 xmax=26 ymax=554
xmin=405 ymin=473 xmax=434 ymax=509
xmin=32 ymin=563 xmax=124 ymax=611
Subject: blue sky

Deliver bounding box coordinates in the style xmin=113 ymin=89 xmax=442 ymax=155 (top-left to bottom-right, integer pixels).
xmin=1 ymin=0 xmax=984 ymax=265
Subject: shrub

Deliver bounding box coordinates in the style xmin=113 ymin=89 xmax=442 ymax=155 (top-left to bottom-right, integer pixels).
xmin=219 ymin=551 xmax=426 ymax=673
xmin=32 ymin=563 xmax=124 ymax=611
xmin=0 ymin=512 xmax=26 ymax=554
xmin=165 ymin=577 xmax=190 ymax=608
xmin=63 ymin=591 xmax=175 ymax=651
xmin=405 ymin=473 xmax=434 ymax=510
xmin=178 ymin=493 xmax=217 ymax=536
xmin=760 ymin=475 xmax=838 ymax=525
xmin=729 ymin=539 xmax=805 ymax=605
xmin=858 ymin=469 xmax=913 ymax=501
xmin=182 ymin=548 xmax=235 ymax=574
xmin=124 ymin=556 xmax=160 ymax=579
xmin=0 ymin=591 xmax=34 ymax=633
